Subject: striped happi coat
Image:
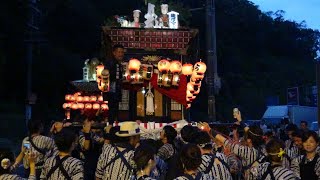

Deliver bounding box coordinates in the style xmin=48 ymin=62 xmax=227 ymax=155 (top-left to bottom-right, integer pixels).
xmin=0 ymin=174 xmax=36 ymax=180
xmin=257 ymin=162 xmax=297 ymax=180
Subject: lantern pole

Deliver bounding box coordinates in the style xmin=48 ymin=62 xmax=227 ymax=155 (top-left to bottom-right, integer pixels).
xmin=206 ymin=0 xmax=219 ymax=122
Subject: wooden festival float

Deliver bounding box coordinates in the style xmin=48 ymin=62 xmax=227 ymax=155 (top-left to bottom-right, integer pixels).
xmin=61 ymin=3 xmax=207 ymax=131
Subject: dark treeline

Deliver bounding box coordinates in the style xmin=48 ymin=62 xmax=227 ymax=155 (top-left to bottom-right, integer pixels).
xmin=0 ymin=0 xmax=319 ymax=123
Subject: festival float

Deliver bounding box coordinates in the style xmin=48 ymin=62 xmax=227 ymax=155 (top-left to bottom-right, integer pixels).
xmin=61 ymin=3 xmax=206 ymax=133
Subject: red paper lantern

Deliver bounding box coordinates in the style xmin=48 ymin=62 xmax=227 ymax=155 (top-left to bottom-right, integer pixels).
xmin=83 ymin=96 xmax=90 ymax=102
xmin=158 ymin=59 xmax=170 ymax=73
xmin=169 ymin=61 xmax=182 ymax=73
xmin=76 ymin=96 xmax=83 ymax=102
xmin=96 ymin=64 xmax=104 ymax=76
xmin=93 ymin=103 xmax=100 ymax=110
xmin=98 ymin=96 xmax=103 ymax=102
xmin=90 ymin=96 xmax=97 ymax=102
xmin=193 ymin=61 xmax=207 ymax=75
xmin=77 ymin=103 xmax=84 ymax=109
xmin=128 ymin=59 xmax=141 ymax=73
xmin=182 ymin=63 xmax=193 ymax=76
xmin=85 ymin=103 xmax=92 ymax=109
xmin=71 ymin=103 xmax=78 ymax=110
xmin=187 ymin=82 xmax=195 ymax=93
xmin=65 ymin=94 xmax=73 ymax=101
xmin=172 ymin=74 xmax=180 ymax=86
xmin=191 ymin=71 xmax=205 ymax=81
xmin=101 ymin=104 xmax=108 ymax=110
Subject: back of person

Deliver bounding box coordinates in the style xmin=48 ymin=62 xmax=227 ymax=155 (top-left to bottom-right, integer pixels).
xmin=257 ymin=162 xmax=296 ymax=180
xmin=40 ymin=155 xmax=83 ymax=180
xmin=95 ymin=144 xmax=135 ymax=180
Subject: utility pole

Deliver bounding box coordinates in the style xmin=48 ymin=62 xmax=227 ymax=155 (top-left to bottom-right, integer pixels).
xmin=316 ymin=50 xmax=320 ymax=134
xmin=206 ymin=0 xmax=220 ymax=122
xmin=25 ymin=0 xmax=41 ymax=125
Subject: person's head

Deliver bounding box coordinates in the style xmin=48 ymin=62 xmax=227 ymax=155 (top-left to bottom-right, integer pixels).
xmin=285 ymin=124 xmax=298 ymax=139
xmin=300 ymin=121 xmax=308 ymax=130
xmin=133 ymin=144 xmax=156 ymax=172
xmin=266 ymin=139 xmax=285 ymax=163
xmin=245 ymin=125 xmax=264 ymax=148
xmin=0 ymin=148 xmax=14 ymax=175
xmin=179 ymin=144 xmax=202 ymax=172
xmin=194 ymin=131 xmax=213 ymax=154
xmin=116 ymin=121 xmax=141 ymax=147
xmin=160 ymin=125 xmax=177 ymax=144
xmin=54 ymin=129 xmax=78 ymax=153
xmin=264 ymin=131 xmax=274 ymax=144
xmin=112 ymin=44 xmax=125 ymax=62
xmin=302 ymin=131 xmax=319 ymax=153
xmin=292 ymin=130 xmax=304 ymax=149
xmin=180 ymin=125 xmax=199 ymax=144
xmin=28 ymin=119 xmax=44 ymax=135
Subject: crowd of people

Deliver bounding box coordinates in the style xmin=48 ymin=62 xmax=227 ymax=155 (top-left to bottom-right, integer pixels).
xmin=0 ymin=109 xmax=320 ymax=180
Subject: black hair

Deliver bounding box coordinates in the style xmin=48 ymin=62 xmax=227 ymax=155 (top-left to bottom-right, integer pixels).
xmin=292 ymin=130 xmax=304 ymax=139
xmin=179 ymin=144 xmax=202 ymax=171
xmin=285 ymin=124 xmax=298 ymax=132
xmin=266 ymin=139 xmax=285 ymax=163
xmin=140 ymin=139 xmax=162 ymax=154
xmin=27 ymin=119 xmax=43 ymax=135
xmin=133 ymin=144 xmax=155 ymax=171
xmin=104 ymin=126 xmax=121 ymax=144
xmin=194 ymin=131 xmax=212 ymax=150
xmin=112 ymin=44 xmax=124 ymax=51
xmin=163 ymin=125 xmax=177 ymax=144
xmin=180 ymin=125 xmax=199 ymax=143
xmin=54 ymin=128 xmax=77 ymax=152
xmin=300 ymin=121 xmax=308 ymax=126
xmin=245 ymin=125 xmax=264 ymax=148
xmin=302 ymin=131 xmax=319 ymax=143
xmin=0 ymin=148 xmax=14 ymax=175
xmin=264 ymin=131 xmax=274 ymax=138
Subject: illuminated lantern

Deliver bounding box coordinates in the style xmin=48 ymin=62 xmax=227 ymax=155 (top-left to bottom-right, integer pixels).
xmin=128 ymin=59 xmax=141 ymax=73
xmin=186 ymin=90 xmax=196 ymax=101
xmin=77 ymin=103 xmax=84 ymax=109
xmin=193 ymin=61 xmax=207 ymax=75
xmin=71 ymin=103 xmax=78 ymax=110
xmin=65 ymin=94 xmax=73 ymax=101
xmin=90 ymin=96 xmax=97 ymax=102
xmin=83 ymin=96 xmax=90 ymax=102
xmin=141 ymin=64 xmax=153 ymax=80
xmin=131 ymin=72 xmax=143 ymax=84
xmin=121 ymin=62 xmax=130 ymax=82
xmin=157 ymin=73 xmax=163 ymax=86
xmin=191 ymin=71 xmax=205 ymax=82
xmin=172 ymin=74 xmax=180 ymax=86
xmin=93 ymin=103 xmax=100 ymax=110
xmin=162 ymin=74 xmax=172 ymax=87
xmin=101 ymin=104 xmax=108 ymax=110
xmin=186 ymin=103 xmax=191 ymax=109
xmin=158 ymin=59 xmax=170 ymax=73
xmin=187 ymin=82 xmax=195 ymax=93
xmin=76 ymin=96 xmax=83 ymax=102
xmin=96 ymin=64 xmax=105 ymax=77
xmin=98 ymin=69 xmax=110 ymax=92
xmin=70 ymin=96 xmax=76 ymax=101
xmin=98 ymin=95 xmax=103 ymax=102
xmin=62 ymin=103 xmax=71 ymax=109
xmin=182 ymin=63 xmax=193 ymax=76
xmin=169 ymin=61 xmax=182 ymax=74
xmin=85 ymin=103 xmax=92 ymax=109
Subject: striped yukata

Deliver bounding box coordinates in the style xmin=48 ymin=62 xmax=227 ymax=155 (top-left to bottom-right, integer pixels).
xmin=173 ymin=173 xmax=212 ymax=180
xmin=291 ymin=154 xmax=320 ymax=179
xmin=157 ymin=143 xmax=175 ymax=161
xmin=95 ymin=143 xmax=136 ymax=180
xmin=224 ymin=140 xmax=267 ymax=180
xmin=226 ymin=153 xmax=242 ymax=179
xmin=198 ymin=152 xmax=232 ymax=180
xmin=257 ymin=162 xmax=297 ymax=180
xmin=0 ymin=174 xmax=36 ymax=180
xmin=283 ymin=144 xmax=300 ymax=168
xmin=40 ymin=155 xmax=84 ymax=180
xmin=22 ymin=135 xmax=56 ymax=170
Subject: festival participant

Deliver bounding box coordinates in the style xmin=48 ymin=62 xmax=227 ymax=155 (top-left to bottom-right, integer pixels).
xmin=195 ymin=131 xmax=232 ymax=180
xmin=0 ymin=148 xmax=36 ymax=180
xmin=95 ymin=121 xmax=140 ymax=180
xmin=133 ymin=144 xmax=157 ymax=180
xmin=291 ymin=131 xmax=320 ymax=179
xmin=283 ymin=130 xmax=304 ymax=168
xmin=158 ymin=125 xmax=177 ymax=161
xmin=173 ymin=144 xmax=211 ymax=180
xmin=14 ymin=119 xmax=56 ymax=179
xmin=200 ymin=111 xmax=267 ymax=180
xmin=40 ymin=128 xmax=84 ymax=180
xmin=256 ymin=139 xmax=297 ymax=180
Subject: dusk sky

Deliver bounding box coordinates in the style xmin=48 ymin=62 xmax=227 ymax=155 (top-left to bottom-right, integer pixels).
xmin=249 ymin=0 xmax=320 ymax=30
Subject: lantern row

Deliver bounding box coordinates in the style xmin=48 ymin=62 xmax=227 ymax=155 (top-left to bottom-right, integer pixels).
xmin=63 ymin=102 xmax=108 ymax=110
xmin=63 ymin=93 xmax=108 ymax=110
